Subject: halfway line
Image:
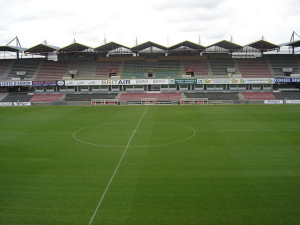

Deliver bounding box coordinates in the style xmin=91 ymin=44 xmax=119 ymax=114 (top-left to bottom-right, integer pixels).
xmin=87 ymin=106 xmax=149 ymax=225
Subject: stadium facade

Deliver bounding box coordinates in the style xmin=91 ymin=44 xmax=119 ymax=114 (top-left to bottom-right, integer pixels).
xmin=1 ymin=36 xmax=300 ymax=105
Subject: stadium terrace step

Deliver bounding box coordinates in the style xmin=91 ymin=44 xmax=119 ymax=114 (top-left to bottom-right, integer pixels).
xmin=65 ymin=93 xmax=118 ymax=101
xmin=120 ymin=93 xmax=181 ymax=101
xmin=273 ymin=91 xmax=300 ymax=100
xmin=1 ymin=93 xmax=33 ymax=102
xmin=182 ymin=61 xmax=209 ymax=76
xmin=242 ymin=92 xmax=276 ymax=100
xmin=0 ymin=60 xmax=14 ymax=80
xmin=35 ymin=61 xmax=69 ymax=80
xmin=236 ymin=58 xmax=272 ymax=77
xmin=185 ymin=92 xmax=240 ymax=100
xmin=96 ymin=61 xmax=121 ymax=79
xmin=29 ymin=94 xmax=64 ymax=102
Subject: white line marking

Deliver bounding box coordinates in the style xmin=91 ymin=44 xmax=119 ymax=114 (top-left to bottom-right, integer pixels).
xmin=73 ymin=122 xmax=196 ymax=148
xmin=87 ymin=106 xmax=148 ymax=225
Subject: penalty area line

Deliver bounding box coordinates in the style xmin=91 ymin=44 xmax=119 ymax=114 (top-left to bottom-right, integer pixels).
xmin=87 ymin=106 xmax=148 ymax=225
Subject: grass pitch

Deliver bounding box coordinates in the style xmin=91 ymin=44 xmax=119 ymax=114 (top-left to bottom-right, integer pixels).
xmin=0 ymin=105 xmax=300 ymax=225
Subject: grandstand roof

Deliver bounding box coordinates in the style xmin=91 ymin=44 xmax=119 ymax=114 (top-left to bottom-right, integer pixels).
xmin=25 ymin=43 xmax=59 ymax=54
xmin=206 ymin=40 xmax=243 ymax=51
xmin=58 ymin=42 xmax=93 ymax=52
xmin=94 ymin=42 xmax=131 ymax=52
xmin=0 ymin=45 xmax=25 ymax=52
xmin=245 ymin=40 xmax=280 ymax=52
xmin=131 ymin=41 xmax=168 ymax=52
xmin=281 ymin=39 xmax=300 ymax=48
xmin=168 ymin=41 xmax=205 ymax=51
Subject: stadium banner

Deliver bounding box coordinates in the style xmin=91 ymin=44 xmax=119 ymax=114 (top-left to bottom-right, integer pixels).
xmin=65 ymin=80 xmax=101 ymax=86
xmin=243 ymin=78 xmax=274 ymax=84
xmin=13 ymin=102 xmax=31 ymax=106
xmin=127 ymin=101 xmax=142 ymax=105
xmin=264 ymin=100 xmax=284 ymax=104
xmin=197 ymin=78 xmax=274 ymax=84
xmin=197 ymin=78 xmax=231 ymax=84
xmin=175 ymin=79 xmax=197 ymax=84
xmin=0 ymin=102 xmax=31 ymax=106
xmin=133 ymin=79 xmax=170 ymax=85
xmin=0 ymin=102 xmax=13 ymax=106
xmin=274 ymin=78 xmax=300 ymax=83
xmin=32 ymin=80 xmax=65 ymax=86
xmin=156 ymin=101 xmax=172 ymax=105
xmin=99 ymin=79 xmax=170 ymax=86
xmin=286 ymin=100 xmax=300 ymax=104
xmin=0 ymin=81 xmax=32 ymax=86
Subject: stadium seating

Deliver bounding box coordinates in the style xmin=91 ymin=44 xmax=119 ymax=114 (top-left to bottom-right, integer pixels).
xmin=0 ymin=60 xmax=14 ymax=80
xmin=242 ymin=92 xmax=276 ymax=100
xmin=122 ymin=61 xmax=181 ymax=78
xmin=7 ymin=59 xmax=42 ymax=80
xmin=120 ymin=93 xmax=182 ymax=101
xmin=182 ymin=60 xmax=209 ymax=76
xmin=68 ymin=61 xmax=97 ymax=79
xmin=273 ymin=91 xmax=300 ymax=100
xmin=155 ymin=61 xmax=181 ymax=78
xmin=266 ymin=55 xmax=299 ymax=76
xmin=185 ymin=92 xmax=240 ymax=100
xmin=209 ymin=58 xmax=236 ymax=76
xmin=65 ymin=93 xmax=118 ymax=101
xmin=122 ymin=61 xmax=144 ymax=78
xmin=35 ymin=61 xmax=69 ymax=80
xmin=29 ymin=94 xmax=64 ymax=102
xmin=0 ymin=93 xmax=7 ymax=101
xmin=1 ymin=93 xmax=33 ymax=102
xmin=95 ymin=61 xmax=121 ymax=79
xmin=236 ymin=58 xmax=272 ymax=77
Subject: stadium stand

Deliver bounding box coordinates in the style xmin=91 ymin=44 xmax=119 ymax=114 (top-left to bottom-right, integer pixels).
xmin=65 ymin=93 xmax=118 ymax=101
xmin=1 ymin=93 xmax=33 ymax=102
xmin=0 ymin=60 xmax=14 ymax=80
xmin=266 ymin=55 xmax=300 ymax=76
xmin=120 ymin=93 xmax=182 ymax=101
xmin=35 ymin=61 xmax=69 ymax=80
xmin=155 ymin=61 xmax=182 ymax=78
xmin=209 ymin=58 xmax=236 ymax=76
xmin=182 ymin=60 xmax=209 ymax=76
xmin=122 ymin=61 xmax=145 ymax=78
xmin=95 ymin=61 xmax=121 ymax=79
xmin=0 ymin=93 xmax=7 ymax=101
xmin=29 ymin=94 xmax=64 ymax=102
xmin=273 ymin=91 xmax=300 ymax=100
xmin=236 ymin=58 xmax=272 ymax=77
xmin=242 ymin=92 xmax=276 ymax=100
xmin=7 ymin=59 xmax=42 ymax=80
xmin=185 ymin=92 xmax=240 ymax=100
xmin=68 ymin=61 xmax=97 ymax=79
xmin=122 ymin=61 xmax=181 ymax=78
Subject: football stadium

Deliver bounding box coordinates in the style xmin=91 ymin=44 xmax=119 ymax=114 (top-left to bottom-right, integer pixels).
xmin=1 ymin=35 xmax=300 ymax=225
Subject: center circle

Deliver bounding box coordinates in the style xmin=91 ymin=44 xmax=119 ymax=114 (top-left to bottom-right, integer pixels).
xmin=73 ymin=122 xmax=196 ymax=148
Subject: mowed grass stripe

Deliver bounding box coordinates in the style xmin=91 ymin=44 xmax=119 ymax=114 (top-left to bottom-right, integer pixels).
xmin=88 ymin=106 xmax=148 ymax=225
xmin=0 ymin=106 xmax=148 ymax=225
xmin=0 ymin=105 xmax=300 ymax=225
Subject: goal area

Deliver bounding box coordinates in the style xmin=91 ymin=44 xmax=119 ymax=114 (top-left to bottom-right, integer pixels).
xmin=180 ymin=98 xmax=208 ymax=104
xmin=91 ymin=99 xmax=119 ymax=105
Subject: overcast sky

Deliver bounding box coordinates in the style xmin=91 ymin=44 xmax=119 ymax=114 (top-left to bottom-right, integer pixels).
xmin=0 ymin=0 xmax=299 ymax=48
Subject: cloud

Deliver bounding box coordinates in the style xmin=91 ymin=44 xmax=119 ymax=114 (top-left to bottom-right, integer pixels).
xmin=154 ymin=0 xmax=224 ymax=10
xmin=0 ymin=0 xmax=299 ymax=48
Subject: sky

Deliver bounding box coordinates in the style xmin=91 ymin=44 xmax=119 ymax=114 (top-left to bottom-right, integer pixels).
xmin=0 ymin=0 xmax=300 ymax=49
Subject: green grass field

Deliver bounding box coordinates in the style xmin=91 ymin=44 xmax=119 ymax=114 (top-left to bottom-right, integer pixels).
xmin=1 ymin=105 xmax=300 ymax=225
